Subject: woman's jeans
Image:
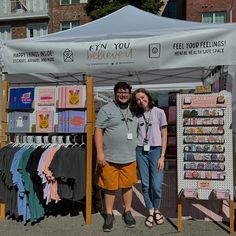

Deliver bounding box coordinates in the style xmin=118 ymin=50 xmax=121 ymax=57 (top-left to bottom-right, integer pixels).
xmin=136 ymin=146 xmax=163 ymax=210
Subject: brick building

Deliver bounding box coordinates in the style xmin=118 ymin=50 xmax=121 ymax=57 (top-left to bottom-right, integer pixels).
xmin=186 ymin=0 xmax=236 ymax=23
xmin=161 ymin=0 xmax=236 ymax=23
xmin=0 ymin=0 xmax=90 ymax=40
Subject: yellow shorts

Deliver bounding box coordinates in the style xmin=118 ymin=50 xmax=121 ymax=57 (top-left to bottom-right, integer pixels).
xmin=95 ymin=161 xmax=137 ymax=190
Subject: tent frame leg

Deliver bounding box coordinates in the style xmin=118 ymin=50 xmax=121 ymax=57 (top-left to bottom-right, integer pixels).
xmin=0 ymin=76 xmax=8 ymax=219
xmin=177 ymin=198 xmax=182 ymax=232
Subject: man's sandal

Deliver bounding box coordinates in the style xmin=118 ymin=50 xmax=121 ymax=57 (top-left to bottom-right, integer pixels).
xmin=154 ymin=211 xmax=164 ymax=225
xmin=144 ymin=215 xmax=154 ymax=228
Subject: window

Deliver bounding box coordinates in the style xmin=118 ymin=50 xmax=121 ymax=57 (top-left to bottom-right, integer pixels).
xmin=202 ymin=12 xmax=226 ymax=23
xmin=0 ymin=26 xmax=11 ymax=40
xmin=60 ymin=0 xmax=81 ymax=5
xmin=0 ymin=0 xmax=10 ymax=14
xmin=27 ymin=0 xmax=48 ymax=12
xmin=60 ymin=21 xmax=80 ymax=31
xmin=27 ymin=23 xmax=48 ymax=38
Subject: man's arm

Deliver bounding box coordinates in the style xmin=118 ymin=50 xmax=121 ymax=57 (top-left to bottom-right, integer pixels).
xmin=95 ymin=127 xmax=106 ymax=167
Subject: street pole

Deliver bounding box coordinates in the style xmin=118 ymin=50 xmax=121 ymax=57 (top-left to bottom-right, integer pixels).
xmin=230 ymin=0 xmax=234 ymax=23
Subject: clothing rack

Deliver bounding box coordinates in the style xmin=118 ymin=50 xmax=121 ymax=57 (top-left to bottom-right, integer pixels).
xmin=8 ymin=134 xmax=87 ymax=149
xmin=0 ymin=76 xmax=95 ymax=225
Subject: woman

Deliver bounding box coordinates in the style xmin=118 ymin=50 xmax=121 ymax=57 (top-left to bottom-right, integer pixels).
xmin=130 ymin=88 xmax=168 ymax=228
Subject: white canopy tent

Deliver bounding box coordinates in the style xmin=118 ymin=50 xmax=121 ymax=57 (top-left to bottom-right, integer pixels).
xmin=0 ymin=4 xmax=236 ymax=139
xmin=1 ymin=5 xmax=236 ymax=86
xmin=0 ymin=4 xmax=236 ymax=228
xmin=0 ymin=4 xmax=236 ymax=149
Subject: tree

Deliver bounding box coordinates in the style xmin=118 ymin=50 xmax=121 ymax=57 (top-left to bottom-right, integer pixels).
xmin=86 ymin=0 xmax=164 ymax=20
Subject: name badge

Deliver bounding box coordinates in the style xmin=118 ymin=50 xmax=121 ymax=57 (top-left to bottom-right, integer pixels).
xmin=144 ymin=144 xmax=150 ymax=151
xmin=127 ymin=133 xmax=133 ymax=140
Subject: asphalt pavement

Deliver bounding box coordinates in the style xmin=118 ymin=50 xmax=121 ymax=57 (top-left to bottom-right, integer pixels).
xmin=0 ymin=172 xmax=234 ymax=235
xmin=0 ymin=211 xmax=234 ymax=236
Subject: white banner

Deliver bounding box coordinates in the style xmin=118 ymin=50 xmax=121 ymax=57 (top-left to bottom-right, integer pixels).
xmin=3 ymin=28 xmax=236 ymax=74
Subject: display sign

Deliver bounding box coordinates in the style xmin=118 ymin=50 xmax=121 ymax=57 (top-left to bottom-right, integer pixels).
xmin=194 ymin=85 xmax=211 ymax=94
xmin=3 ymin=27 xmax=236 ymax=74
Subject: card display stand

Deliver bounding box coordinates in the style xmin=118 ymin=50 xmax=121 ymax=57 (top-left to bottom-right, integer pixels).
xmin=176 ymin=92 xmax=234 ymax=235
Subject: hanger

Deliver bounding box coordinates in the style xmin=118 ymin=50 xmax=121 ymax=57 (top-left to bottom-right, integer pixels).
xmin=24 ymin=135 xmax=34 ymax=149
xmin=22 ymin=135 xmax=27 ymax=143
xmin=43 ymin=136 xmax=51 ymax=148
xmin=72 ymin=135 xmax=79 ymax=147
xmin=13 ymin=135 xmax=20 ymax=147
xmin=27 ymin=135 xmax=34 ymax=144
xmin=50 ymin=135 xmax=59 ymax=147
xmin=34 ymin=135 xmax=43 ymax=148
xmin=79 ymin=135 xmax=86 ymax=148
xmin=17 ymin=135 xmax=28 ymax=147
xmin=65 ymin=135 xmax=72 ymax=147
xmin=57 ymin=135 xmax=64 ymax=145
xmin=7 ymin=135 xmax=13 ymax=146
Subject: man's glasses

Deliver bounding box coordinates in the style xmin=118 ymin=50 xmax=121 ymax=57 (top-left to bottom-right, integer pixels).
xmin=116 ymin=91 xmax=130 ymax=95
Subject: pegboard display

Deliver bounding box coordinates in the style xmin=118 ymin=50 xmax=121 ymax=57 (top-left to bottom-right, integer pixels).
xmin=177 ymin=91 xmax=234 ymax=200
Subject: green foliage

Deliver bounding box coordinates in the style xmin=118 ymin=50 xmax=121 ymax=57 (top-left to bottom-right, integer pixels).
xmin=85 ymin=0 xmax=164 ymax=20
xmin=142 ymin=0 xmax=164 ymax=15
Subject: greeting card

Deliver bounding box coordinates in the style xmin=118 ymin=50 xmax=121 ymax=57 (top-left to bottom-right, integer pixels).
xmin=37 ymin=87 xmax=56 ymax=106
xmin=36 ymin=110 xmax=54 ymax=133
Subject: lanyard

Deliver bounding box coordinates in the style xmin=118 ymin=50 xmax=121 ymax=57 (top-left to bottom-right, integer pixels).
xmin=115 ymin=101 xmax=130 ymax=131
xmin=142 ymin=109 xmax=152 ymax=140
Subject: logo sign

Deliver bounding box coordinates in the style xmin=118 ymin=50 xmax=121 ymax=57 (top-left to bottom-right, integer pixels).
xmin=149 ymin=43 xmax=161 ymax=58
xmin=20 ymin=92 xmax=32 ymax=104
xmin=63 ymin=48 xmax=74 ymax=62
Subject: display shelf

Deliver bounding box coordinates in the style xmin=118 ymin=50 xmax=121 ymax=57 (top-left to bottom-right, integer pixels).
xmin=56 ymin=107 xmax=86 ymax=111
xmin=6 ymin=108 xmax=34 ymax=112
xmin=1 ymin=77 xmax=95 ymax=226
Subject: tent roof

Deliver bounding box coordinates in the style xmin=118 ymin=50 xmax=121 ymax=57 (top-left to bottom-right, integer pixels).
xmin=10 ymin=5 xmax=236 ymax=43
xmin=1 ymin=5 xmax=236 ymax=87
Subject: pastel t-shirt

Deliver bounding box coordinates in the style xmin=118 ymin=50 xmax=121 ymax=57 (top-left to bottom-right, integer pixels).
xmin=137 ymin=107 xmax=167 ymax=146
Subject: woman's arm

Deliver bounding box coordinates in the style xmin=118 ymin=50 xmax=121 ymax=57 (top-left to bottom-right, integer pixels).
xmin=157 ymin=126 xmax=167 ymax=170
xmin=161 ymin=125 xmax=167 ymax=158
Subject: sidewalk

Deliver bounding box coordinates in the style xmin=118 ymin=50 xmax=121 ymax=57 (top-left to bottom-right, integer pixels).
xmin=0 ymin=171 xmax=234 ymax=236
xmin=0 ymin=212 xmax=233 ymax=236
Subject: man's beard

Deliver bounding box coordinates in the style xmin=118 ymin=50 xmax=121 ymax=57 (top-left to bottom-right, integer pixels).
xmin=115 ymin=98 xmax=129 ymax=108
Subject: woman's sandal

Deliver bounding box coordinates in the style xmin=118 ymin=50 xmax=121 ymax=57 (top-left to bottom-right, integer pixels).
xmin=144 ymin=214 xmax=154 ymax=228
xmin=154 ymin=211 xmax=164 ymax=225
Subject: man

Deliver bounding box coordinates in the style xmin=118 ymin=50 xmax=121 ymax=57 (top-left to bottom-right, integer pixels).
xmin=95 ymin=82 xmax=137 ymax=232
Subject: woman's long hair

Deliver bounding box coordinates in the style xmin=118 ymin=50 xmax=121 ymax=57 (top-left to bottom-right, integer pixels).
xmin=130 ymin=88 xmax=155 ymax=116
